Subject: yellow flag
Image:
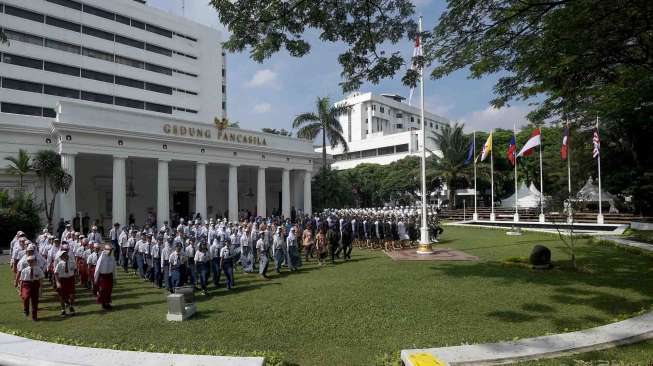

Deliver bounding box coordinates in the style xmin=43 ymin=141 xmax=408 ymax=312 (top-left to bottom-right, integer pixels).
xmin=480 ymin=132 xmax=493 ymax=161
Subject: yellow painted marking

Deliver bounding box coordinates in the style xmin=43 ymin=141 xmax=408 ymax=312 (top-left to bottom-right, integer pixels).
xmin=408 ymin=353 xmax=447 ymax=366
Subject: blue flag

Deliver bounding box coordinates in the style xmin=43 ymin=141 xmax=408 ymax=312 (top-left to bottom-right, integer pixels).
xmin=464 ymin=138 xmax=475 ymax=165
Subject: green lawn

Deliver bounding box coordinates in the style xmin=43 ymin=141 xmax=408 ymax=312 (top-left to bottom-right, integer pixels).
xmin=625 ymin=229 xmax=653 ymax=245
xmin=1 ymin=226 xmax=652 ymax=366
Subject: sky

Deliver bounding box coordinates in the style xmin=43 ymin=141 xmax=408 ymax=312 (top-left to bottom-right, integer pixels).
xmin=148 ymin=0 xmax=536 ymax=133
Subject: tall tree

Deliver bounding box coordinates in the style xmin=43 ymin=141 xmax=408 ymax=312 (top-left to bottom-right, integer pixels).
xmin=31 ymin=150 xmax=72 ymax=225
xmin=429 ymin=123 xmax=468 ymax=206
xmin=293 ymin=97 xmax=350 ymax=171
xmin=4 ymin=149 xmax=31 ymax=189
xmin=209 ymin=0 xmax=418 ymax=91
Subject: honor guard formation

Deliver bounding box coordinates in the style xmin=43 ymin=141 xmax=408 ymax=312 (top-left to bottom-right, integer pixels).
xmin=8 ymin=207 xmax=442 ymax=321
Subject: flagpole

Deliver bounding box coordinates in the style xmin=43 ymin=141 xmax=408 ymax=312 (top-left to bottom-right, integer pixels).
xmin=513 ymin=124 xmax=519 ymax=222
xmin=567 ymin=121 xmax=572 ymax=223
xmin=473 ymin=130 xmax=478 ymax=221
xmin=490 ymin=129 xmax=495 ymax=222
xmin=538 ymin=128 xmax=545 ymax=223
xmin=596 ymin=116 xmax=604 ymax=224
xmin=417 ymin=16 xmax=432 ymax=254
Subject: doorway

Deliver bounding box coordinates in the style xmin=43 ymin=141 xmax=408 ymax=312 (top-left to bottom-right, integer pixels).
xmin=173 ymin=191 xmax=190 ymax=220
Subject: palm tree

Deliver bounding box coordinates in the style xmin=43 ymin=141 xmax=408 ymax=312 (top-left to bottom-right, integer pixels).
xmin=293 ymin=97 xmax=350 ymax=171
xmin=32 ymin=150 xmax=72 ymax=225
xmin=429 ymin=122 xmax=469 ymax=207
xmin=5 ymin=149 xmax=32 ymax=189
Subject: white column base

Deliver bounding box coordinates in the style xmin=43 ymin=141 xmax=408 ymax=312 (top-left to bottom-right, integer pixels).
xmin=513 ymin=213 xmax=519 ymax=222
xmin=490 ymin=213 xmax=496 ymax=222
xmin=539 ymin=213 xmax=546 ymax=223
xmin=472 ymin=213 xmax=478 ymax=221
xmin=416 ymin=227 xmax=433 ymax=254
xmin=597 ymin=214 xmax=605 ymax=224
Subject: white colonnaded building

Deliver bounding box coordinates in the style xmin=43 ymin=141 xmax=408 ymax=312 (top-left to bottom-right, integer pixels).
xmin=0 ymin=0 xmax=320 ymax=229
xmin=319 ymin=92 xmax=450 ymax=170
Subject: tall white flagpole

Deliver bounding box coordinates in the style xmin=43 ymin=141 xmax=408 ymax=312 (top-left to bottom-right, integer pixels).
xmin=513 ymin=124 xmax=519 ymax=222
xmin=490 ymin=130 xmax=496 ymax=222
xmin=417 ymin=16 xmax=432 ymax=254
xmin=596 ymin=116 xmax=604 ymax=224
xmin=473 ymin=130 xmax=478 ymax=221
xmin=567 ymin=121 xmax=572 ymax=223
xmin=538 ymin=128 xmax=545 ymax=223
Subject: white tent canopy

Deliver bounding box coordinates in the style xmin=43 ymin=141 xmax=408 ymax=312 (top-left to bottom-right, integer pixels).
xmin=576 ymin=177 xmax=616 ymax=202
xmin=500 ymin=182 xmax=545 ymax=208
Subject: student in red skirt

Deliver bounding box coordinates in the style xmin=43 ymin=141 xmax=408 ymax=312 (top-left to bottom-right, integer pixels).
xmin=94 ymin=245 xmax=117 ymax=310
xmin=86 ymin=243 xmax=101 ymax=295
xmin=19 ymin=256 xmax=44 ymax=321
xmin=75 ymin=239 xmax=88 ymax=287
xmin=54 ymin=248 xmax=77 ymax=316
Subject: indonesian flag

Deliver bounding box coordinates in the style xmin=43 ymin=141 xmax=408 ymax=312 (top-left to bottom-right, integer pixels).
xmin=507 ymin=134 xmax=517 ymax=166
xmin=561 ymin=122 xmax=570 ymax=161
xmin=480 ymin=132 xmax=493 ymax=161
xmin=517 ymin=128 xmax=541 ymax=157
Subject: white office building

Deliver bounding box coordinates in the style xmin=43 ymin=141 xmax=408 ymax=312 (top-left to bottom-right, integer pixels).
xmin=0 ymin=0 xmax=319 ymax=228
xmin=320 ymin=92 xmax=450 ymax=170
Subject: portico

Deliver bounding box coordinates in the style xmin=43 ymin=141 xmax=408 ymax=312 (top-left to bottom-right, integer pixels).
xmin=51 ymin=101 xmax=318 ymax=228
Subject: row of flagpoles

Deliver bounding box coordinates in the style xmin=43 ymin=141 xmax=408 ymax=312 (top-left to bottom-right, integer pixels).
xmin=464 ymin=118 xmax=604 ymax=224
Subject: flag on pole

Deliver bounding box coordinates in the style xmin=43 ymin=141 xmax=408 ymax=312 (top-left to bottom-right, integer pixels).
xmin=480 ymin=133 xmax=493 ymax=161
xmin=407 ymin=33 xmax=422 ymax=106
xmin=517 ymin=128 xmax=541 ymax=157
xmin=507 ymin=134 xmax=517 ymax=166
xmin=464 ymin=138 xmax=475 ymax=165
xmin=561 ymin=122 xmax=570 ymax=161
xmin=592 ymin=124 xmax=600 ymax=158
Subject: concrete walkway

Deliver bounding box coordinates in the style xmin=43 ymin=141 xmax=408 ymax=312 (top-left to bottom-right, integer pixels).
xmin=401 ymin=311 xmax=653 ymax=365
xmin=0 ymin=332 xmax=264 ymax=366
xmin=601 ymin=236 xmax=653 ymax=253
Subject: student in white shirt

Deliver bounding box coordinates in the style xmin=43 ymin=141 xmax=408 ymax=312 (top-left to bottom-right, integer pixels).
xmin=220 ymin=242 xmax=234 ymax=290
xmin=194 ymin=243 xmax=210 ymax=295
xmin=94 ymin=244 xmax=117 ymax=310
xmin=19 ymin=256 xmax=45 ymax=321
xmin=54 ymin=249 xmax=76 ymax=317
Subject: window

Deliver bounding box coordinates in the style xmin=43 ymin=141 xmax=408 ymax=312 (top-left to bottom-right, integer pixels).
xmin=115 ymin=14 xmax=130 ymax=26
xmin=46 ymin=0 xmax=81 ymax=10
xmin=378 ymin=146 xmax=394 ymax=156
xmin=396 ymin=113 xmax=403 ymax=118
xmin=410 ymin=116 xmax=414 ymax=122
xmin=115 ymin=76 xmax=144 ymax=89
xmin=185 ymin=109 xmax=198 ymax=114
xmin=82 ymin=4 xmax=115 ymax=20
xmin=146 ymin=24 xmax=172 ymax=38
xmin=1 ymin=102 xmax=43 ymax=116
xmin=131 ymin=19 xmax=145 ymax=29
xmin=372 ymin=104 xmax=376 ymax=111
xmin=380 ymin=106 xmax=385 ymax=113
xmin=221 ymin=68 xmax=226 ymax=77
xmin=45 ymin=38 xmax=81 ymax=54
xmin=115 ymin=35 xmax=144 ymax=49
xmin=43 ymin=108 xmax=56 ymax=118
xmin=175 ymin=33 xmax=197 ymax=42
xmin=44 ymin=61 xmax=80 ymax=76
xmin=4 ymin=29 xmax=43 ymax=46
xmin=82 ymin=48 xmax=114 ymax=62
xmin=44 ymin=84 xmax=80 ymax=99
xmin=175 ymin=69 xmax=198 ymax=77
xmin=435 ymin=124 xmax=439 ymax=130
xmin=395 ymin=144 xmax=409 ymax=153
xmin=362 ymin=149 xmax=377 ymax=158
xmin=82 ymin=26 xmax=114 ymax=42
xmin=115 ymin=55 xmax=144 ymax=69
xmin=46 ymin=16 xmax=81 ymax=32
xmin=145 ymin=82 xmax=172 ymax=95
xmin=145 ymin=102 xmax=172 ymax=114
xmin=222 ymin=85 xmax=226 ymax=93
xmin=115 ymin=97 xmax=144 ymax=109
xmin=2 ymin=77 xmax=43 ymax=93
xmin=430 ymin=122 xmax=433 ymax=128
xmin=2 ymin=53 xmax=43 ymax=70
xmin=81 ymin=90 xmax=113 ymax=104
xmin=145 ymin=63 xmax=172 ymax=75
xmin=396 ymin=124 xmax=403 ymax=129
xmin=146 ymin=43 xmax=172 ymax=57
xmin=5 ymin=5 xmax=44 ymax=23
xmin=81 ymin=69 xmax=114 ymax=83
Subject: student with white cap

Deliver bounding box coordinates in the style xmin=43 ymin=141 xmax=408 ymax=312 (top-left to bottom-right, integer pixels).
xmin=94 ymin=244 xmax=117 ymax=310
xmin=54 ymin=247 xmax=77 ymax=316
xmin=18 ymin=255 xmax=44 ymax=321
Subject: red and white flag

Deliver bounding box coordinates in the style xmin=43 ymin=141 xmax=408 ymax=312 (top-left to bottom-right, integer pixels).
xmin=561 ymin=122 xmax=570 ymax=161
xmin=592 ymin=124 xmax=600 ymax=159
xmin=517 ymin=128 xmax=541 ymax=157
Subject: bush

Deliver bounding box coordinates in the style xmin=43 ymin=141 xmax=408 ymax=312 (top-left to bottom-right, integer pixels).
xmin=0 ymin=190 xmax=41 ymax=249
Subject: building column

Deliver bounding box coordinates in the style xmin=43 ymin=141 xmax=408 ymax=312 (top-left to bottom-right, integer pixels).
xmin=282 ymin=168 xmax=290 ymax=218
xmin=112 ymin=156 xmax=127 ymax=226
xmin=367 ymin=102 xmax=373 ymax=137
xmin=303 ymin=170 xmax=312 ymax=216
xmin=195 ymin=162 xmax=207 ymax=221
xmin=228 ymin=164 xmax=238 ymax=222
xmin=157 ymin=159 xmax=170 ymax=228
xmin=59 ymin=152 xmax=76 ymax=221
xmin=257 ymin=166 xmax=266 ymax=217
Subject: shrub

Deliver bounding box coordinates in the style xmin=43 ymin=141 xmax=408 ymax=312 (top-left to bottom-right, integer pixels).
xmin=0 ymin=190 xmax=41 ymax=249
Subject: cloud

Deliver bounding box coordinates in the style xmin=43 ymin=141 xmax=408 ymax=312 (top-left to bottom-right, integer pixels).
xmin=423 ymin=94 xmax=454 ymax=117
xmin=253 ymin=103 xmax=272 ymax=113
xmin=246 ymin=69 xmax=279 ymax=88
xmin=459 ymin=105 xmax=534 ymax=132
